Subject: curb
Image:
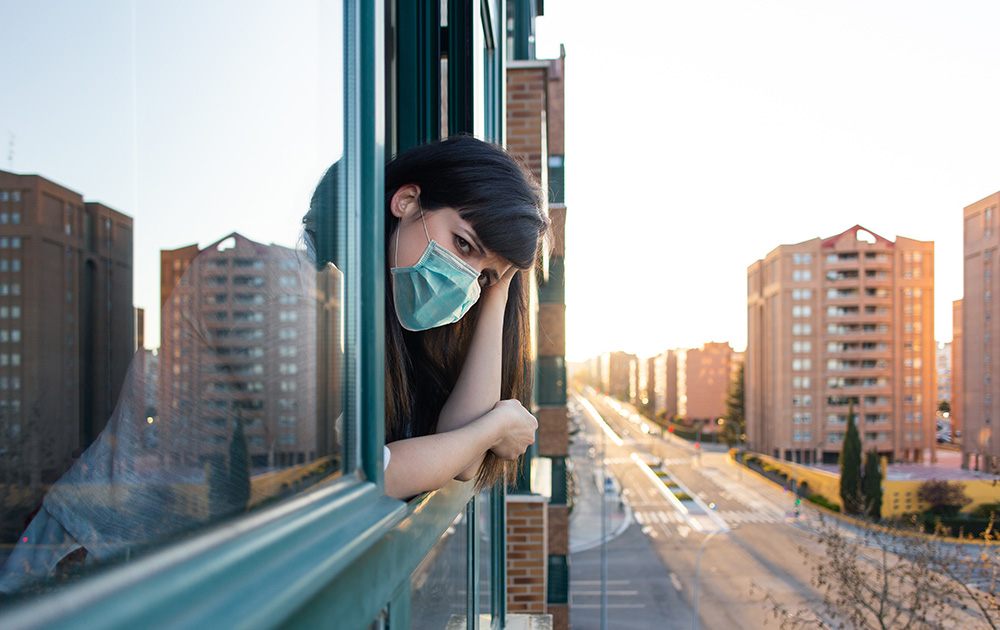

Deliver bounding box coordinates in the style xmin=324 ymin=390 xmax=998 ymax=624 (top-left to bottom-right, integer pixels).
xmin=569 ymin=504 xmax=632 ymax=554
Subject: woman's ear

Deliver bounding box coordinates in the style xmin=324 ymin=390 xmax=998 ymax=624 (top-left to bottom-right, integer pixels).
xmin=390 ymin=184 xmax=422 ymax=219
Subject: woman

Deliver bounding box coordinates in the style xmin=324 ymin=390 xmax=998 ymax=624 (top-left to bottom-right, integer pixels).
xmin=378 ymin=136 xmax=547 ymax=499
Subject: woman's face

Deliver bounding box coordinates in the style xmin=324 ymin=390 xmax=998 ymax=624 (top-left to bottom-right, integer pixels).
xmin=391 ymin=187 xmax=512 ymax=289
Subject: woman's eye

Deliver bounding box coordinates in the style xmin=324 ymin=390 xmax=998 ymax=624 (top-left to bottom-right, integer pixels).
xmin=478 ymin=273 xmax=489 ymax=288
xmin=455 ymin=235 xmax=472 ymax=254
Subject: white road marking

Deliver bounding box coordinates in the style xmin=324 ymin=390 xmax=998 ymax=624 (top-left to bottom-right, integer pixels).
xmin=669 ymin=572 xmax=683 ymax=591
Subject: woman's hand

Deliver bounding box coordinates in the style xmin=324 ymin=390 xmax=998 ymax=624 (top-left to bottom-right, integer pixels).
xmin=384 ymin=400 xmax=537 ymax=498
xmin=480 ymin=266 xmax=519 ymax=307
xmin=488 ymin=399 xmax=537 ymax=460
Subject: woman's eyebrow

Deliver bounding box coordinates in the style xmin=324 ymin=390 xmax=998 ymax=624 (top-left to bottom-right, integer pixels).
xmin=462 ymin=228 xmax=487 ymax=256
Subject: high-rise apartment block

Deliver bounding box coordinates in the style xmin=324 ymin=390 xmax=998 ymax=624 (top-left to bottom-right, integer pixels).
xmin=747 ymin=225 xmax=935 ymax=465
xmin=597 ymin=351 xmax=635 ymax=401
xmin=0 ymin=169 xmax=133 ymax=538
xmin=936 ymin=342 xmax=952 ymax=408
xmin=158 ymin=234 xmax=319 ymax=470
xmin=953 ymin=299 xmax=963 ymax=443
xmin=961 ymin=192 xmax=1000 ymax=471
xmin=648 ymin=343 xmax=736 ymax=433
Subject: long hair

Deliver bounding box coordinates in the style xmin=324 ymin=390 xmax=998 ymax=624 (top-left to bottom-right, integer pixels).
xmin=384 ymin=136 xmax=547 ymax=490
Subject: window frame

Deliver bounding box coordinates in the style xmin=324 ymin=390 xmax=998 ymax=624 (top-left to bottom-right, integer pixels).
xmin=1 ymin=1 xmax=515 ymax=629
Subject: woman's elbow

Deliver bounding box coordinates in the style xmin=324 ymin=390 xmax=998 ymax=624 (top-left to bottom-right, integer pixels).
xmin=455 ymin=468 xmax=477 ymax=483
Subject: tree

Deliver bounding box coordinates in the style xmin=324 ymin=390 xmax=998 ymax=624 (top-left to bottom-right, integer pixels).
xmin=757 ymin=516 xmax=999 ymax=629
xmin=228 ymin=418 xmax=251 ymax=512
xmin=939 ymin=399 xmax=951 ymax=414
xmin=839 ymin=403 xmax=863 ymax=515
xmin=206 ymin=418 xmax=252 ymax=518
xmin=721 ymin=363 xmax=745 ymax=448
xmin=862 ymin=450 xmax=882 ymax=520
xmin=917 ymin=480 xmax=972 ymax=517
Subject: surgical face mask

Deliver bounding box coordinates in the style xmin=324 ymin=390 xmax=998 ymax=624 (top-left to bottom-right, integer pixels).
xmin=391 ymin=204 xmax=482 ymax=331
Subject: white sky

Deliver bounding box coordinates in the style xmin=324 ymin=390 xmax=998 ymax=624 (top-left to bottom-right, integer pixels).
xmin=4 ymin=1 xmax=999 ymax=360
xmin=535 ymin=0 xmax=1000 ymax=361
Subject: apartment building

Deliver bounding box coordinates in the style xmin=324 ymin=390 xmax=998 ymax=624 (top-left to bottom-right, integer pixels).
xmin=747 ymin=225 xmax=935 ymax=465
xmin=962 ymin=192 xmax=1000 ymax=472
xmin=158 ymin=233 xmax=320 ymax=470
xmin=936 ymin=342 xmax=952 ymax=407
xmin=953 ymin=299 xmax=963 ymax=444
xmin=598 ymin=350 xmax=635 ymax=400
xmin=0 ymin=169 xmax=134 ymax=541
xmin=650 ymin=343 xmax=736 ymax=433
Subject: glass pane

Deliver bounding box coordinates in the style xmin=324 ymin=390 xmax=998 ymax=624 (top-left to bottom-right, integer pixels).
xmin=411 ymin=508 xmax=468 ymax=628
xmin=478 ymin=490 xmax=492 ymax=618
xmin=0 ymin=0 xmax=345 ymax=599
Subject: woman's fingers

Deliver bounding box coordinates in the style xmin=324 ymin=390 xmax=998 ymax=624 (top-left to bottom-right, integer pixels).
xmin=490 ymin=399 xmax=537 ymax=460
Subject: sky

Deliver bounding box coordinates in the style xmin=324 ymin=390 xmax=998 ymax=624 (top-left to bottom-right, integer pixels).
xmin=3 ymin=1 xmax=999 ymax=361
xmin=535 ymin=0 xmax=1000 ymax=361
xmin=1 ymin=1 xmax=342 ymax=349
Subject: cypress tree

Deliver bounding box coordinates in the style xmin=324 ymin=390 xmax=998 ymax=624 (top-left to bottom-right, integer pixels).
xmin=722 ymin=363 xmax=746 ymax=448
xmin=839 ymin=403 xmax=863 ymax=514
xmin=862 ymin=449 xmax=883 ymax=520
xmin=228 ymin=418 xmax=252 ymax=513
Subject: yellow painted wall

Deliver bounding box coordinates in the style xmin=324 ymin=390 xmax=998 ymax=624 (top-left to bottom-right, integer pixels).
xmin=755 ymin=454 xmax=1000 ymax=517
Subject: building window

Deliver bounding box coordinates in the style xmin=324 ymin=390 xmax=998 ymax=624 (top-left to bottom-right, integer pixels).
xmin=792 ymin=269 xmax=811 ymax=282
xmin=792 ymin=305 xmax=811 ymax=317
xmin=792 ymin=323 xmax=811 ymax=335
xmin=793 ymin=376 xmax=811 ymax=388
xmin=792 ymin=358 xmax=811 ymax=371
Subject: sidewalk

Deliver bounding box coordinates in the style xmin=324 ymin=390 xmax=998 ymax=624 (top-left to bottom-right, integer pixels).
xmin=568 ymin=429 xmax=630 ymax=554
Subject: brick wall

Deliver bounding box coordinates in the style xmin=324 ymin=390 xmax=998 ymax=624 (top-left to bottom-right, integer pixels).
xmin=507 ymin=53 xmax=569 ymax=630
xmin=506 ymin=66 xmax=547 ymax=181
xmin=507 ymin=495 xmax=548 ymax=614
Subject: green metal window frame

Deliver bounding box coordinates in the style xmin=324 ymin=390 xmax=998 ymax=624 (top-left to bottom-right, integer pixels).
xmin=0 ymin=2 xmax=514 ymax=628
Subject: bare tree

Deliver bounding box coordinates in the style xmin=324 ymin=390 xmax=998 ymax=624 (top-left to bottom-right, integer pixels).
xmin=756 ymin=515 xmax=998 ymax=629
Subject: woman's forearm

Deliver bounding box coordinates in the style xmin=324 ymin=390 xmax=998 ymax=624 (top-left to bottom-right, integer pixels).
xmin=385 ymin=400 xmax=536 ymax=499
xmin=436 ymin=284 xmax=509 ymax=477
xmin=385 ymin=416 xmax=498 ymax=499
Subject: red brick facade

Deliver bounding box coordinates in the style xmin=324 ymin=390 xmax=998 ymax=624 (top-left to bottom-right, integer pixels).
xmin=506 ymin=53 xmax=569 ymax=629
xmin=507 ymin=495 xmax=549 ymax=613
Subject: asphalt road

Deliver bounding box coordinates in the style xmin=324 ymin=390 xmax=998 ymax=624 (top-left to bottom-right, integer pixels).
xmin=573 ymin=392 xmax=825 ymax=630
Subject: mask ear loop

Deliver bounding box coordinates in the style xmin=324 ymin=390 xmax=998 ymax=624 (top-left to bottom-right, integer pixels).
xmin=394 ymin=197 xmax=431 ymax=268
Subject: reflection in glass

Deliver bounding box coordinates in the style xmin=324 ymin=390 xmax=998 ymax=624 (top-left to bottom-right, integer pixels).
xmin=0 ymin=1 xmax=345 ymax=598
xmin=0 ymin=227 xmax=345 ymax=596
xmin=411 ymin=508 xmax=468 ymax=629
xmin=478 ymin=490 xmax=492 ymax=618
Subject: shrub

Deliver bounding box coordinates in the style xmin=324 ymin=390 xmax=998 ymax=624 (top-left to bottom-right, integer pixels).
xmin=917 ymin=480 xmax=972 ymax=517
xmin=807 ymin=493 xmax=841 ymax=513
xmin=973 ymin=501 xmax=1000 ymax=520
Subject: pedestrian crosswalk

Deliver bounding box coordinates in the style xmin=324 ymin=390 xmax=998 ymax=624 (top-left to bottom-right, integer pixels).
xmin=634 ymin=509 xmax=780 ymax=526
xmin=660 ymin=458 xmax=690 ymax=467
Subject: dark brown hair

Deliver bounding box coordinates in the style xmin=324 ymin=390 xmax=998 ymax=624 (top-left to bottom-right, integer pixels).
xmin=384 ymin=136 xmax=547 ymax=490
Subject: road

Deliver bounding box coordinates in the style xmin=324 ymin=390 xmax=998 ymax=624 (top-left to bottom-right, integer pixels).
xmin=571 ymin=391 xmax=825 ymax=630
